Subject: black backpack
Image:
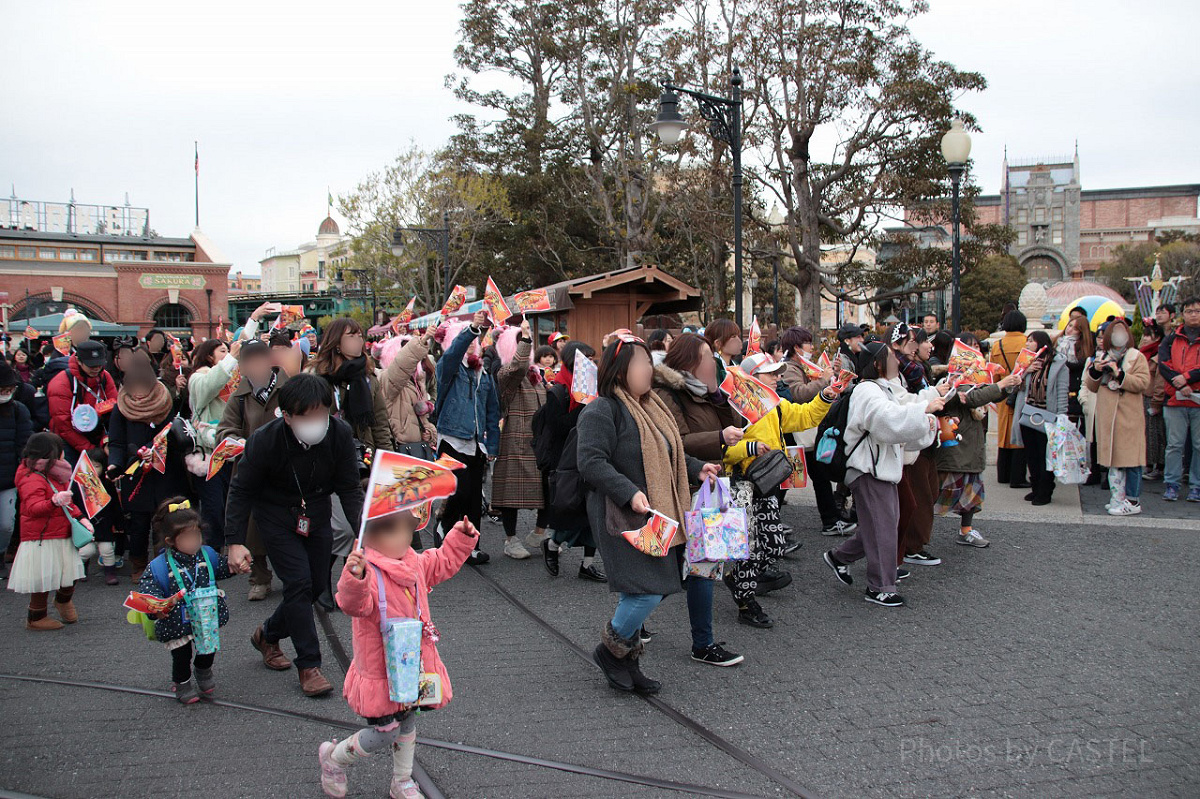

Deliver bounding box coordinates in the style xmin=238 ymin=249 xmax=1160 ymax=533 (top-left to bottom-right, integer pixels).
xmin=813 ymin=383 xmax=874 ymax=483
xmin=531 ymin=384 xmax=565 ymax=473
xmin=548 ymin=426 xmax=585 ymax=515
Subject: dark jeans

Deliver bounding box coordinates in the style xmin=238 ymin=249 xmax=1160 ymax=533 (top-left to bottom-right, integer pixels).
xmin=808 ymin=454 xmax=840 ymax=527
xmin=197 ymin=468 xmax=230 ymax=550
xmin=1023 ymin=425 xmax=1055 ymax=502
xmin=439 ymin=442 xmax=487 ymax=541
xmin=685 ymin=576 xmax=714 ymax=650
xmin=171 ymin=643 xmax=216 ymax=683
xmin=260 ymin=517 xmax=332 ymax=669
xmin=127 ymin=510 xmax=153 ymax=562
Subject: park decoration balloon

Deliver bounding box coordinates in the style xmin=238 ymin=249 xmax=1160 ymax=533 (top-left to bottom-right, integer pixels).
xmin=620 ymin=510 xmax=679 ymax=557
xmin=72 ymin=450 xmax=111 ymax=518
xmin=207 ymin=437 xmax=245 ymax=480
xmin=1055 ymin=296 xmax=1126 ymax=332
xmin=747 ymin=316 xmax=762 ymax=355
xmin=356 ymin=449 xmax=466 ymax=550
xmin=720 ymin=366 xmax=782 ymax=426
xmin=483 ymin=276 xmax=512 ymax=325
xmin=570 ymin=354 xmax=598 ymax=405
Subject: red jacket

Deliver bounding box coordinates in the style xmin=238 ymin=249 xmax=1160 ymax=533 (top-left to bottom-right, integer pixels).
xmin=15 ymin=463 xmax=82 ymax=542
xmin=47 ymin=356 xmax=117 ymax=454
xmin=1159 ymin=326 xmax=1200 ymax=407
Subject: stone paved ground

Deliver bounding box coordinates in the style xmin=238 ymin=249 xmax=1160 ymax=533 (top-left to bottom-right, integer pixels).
xmin=1 ymin=497 xmax=1197 ymax=798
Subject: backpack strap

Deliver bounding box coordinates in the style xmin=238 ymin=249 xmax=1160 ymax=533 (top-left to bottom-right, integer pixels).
xmin=148 ymin=553 xmax=172 ymax=595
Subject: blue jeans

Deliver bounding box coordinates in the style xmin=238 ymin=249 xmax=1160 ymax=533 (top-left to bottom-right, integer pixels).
xmin=686 ymin=576 xmax=714 ymax=650
xmin=0 ymin=487 xmax=15 ymax=553
xmin=1164 ymin=405 xmax=1200 ymax=487
xmin=611 ymin=593 xmax=663 ymax=640
xmin=1122 ymin=466 xmax=1142 ymax=500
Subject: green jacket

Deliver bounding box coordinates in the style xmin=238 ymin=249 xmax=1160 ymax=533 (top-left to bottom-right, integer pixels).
xmin=933 ymin=382 xmax=1004 ymax=474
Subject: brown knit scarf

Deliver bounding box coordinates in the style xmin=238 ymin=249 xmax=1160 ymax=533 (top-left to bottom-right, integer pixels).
xmin=118 ymin=381 xmax=173 ymax=424
xmin=613 ymin=386 xmax=691 ymax=543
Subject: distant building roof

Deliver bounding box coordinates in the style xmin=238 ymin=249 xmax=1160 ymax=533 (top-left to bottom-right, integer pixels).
xmin=318 ymin=216 xmax=340 ymax=236
xmin=1045 ymin=279 xmax=1126 ymax=306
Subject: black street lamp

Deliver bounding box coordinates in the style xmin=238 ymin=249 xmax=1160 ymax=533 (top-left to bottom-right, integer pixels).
xmin=392 ymin=211 xmax=452 ymax=303
xmin=940 ymin=118 xmax=972 ymax=333
xmin=652 ymin=68 xmax=745 ymax=328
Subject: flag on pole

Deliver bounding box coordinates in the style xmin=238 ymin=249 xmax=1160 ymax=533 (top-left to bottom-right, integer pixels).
xmin=511 ymin=288 xmax=551 ymax=314
xmin=747 ymin=316 xmax=762 ymax=355
xmin=441 ymin=285 xmax=468 ymax=317
xmin=570 ymin=355 xmax=598 ymax=405
xmin=52 ymin=332 xmax=72 ymax=356
xmin=1009 ymin=346 xmax=1047 ymax=381
xmin=207 ymin=437 xmax=245 ymax=481
xmin=720 ymin=366 xmax=781 ymax=425
xmin=620 ymin=511 xmax=679 ymax=557
xmin=356 ymin=450 xmax=466 ymax=550
xmin=947 ymin=339 xmax=998 ymax=387
xmin=817 ymin=351 xmax=832 ymax=371
xmin=391 ymin=297 xmax=417 ymax=335
xmin=72 ymin=450 xmax=111 ymax=518
xmin=24 ymin=325 xmax=39 ymax=341
xmin=483 ymin=276 xmax=511 ymax=325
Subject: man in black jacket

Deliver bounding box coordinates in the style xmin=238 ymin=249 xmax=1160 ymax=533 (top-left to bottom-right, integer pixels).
xmin=226 ymin=374 xmax=363 ymax=697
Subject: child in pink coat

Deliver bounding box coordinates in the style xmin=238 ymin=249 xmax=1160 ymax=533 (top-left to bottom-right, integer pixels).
xmin=318 ymin=511 xmax=479 ymax=799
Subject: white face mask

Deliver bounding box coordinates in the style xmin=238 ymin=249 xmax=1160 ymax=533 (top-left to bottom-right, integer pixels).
xmin=289 ymin=414 xmax=329 ymax=447
xmin=0 ymin=391 xmax=13 ymax=404
xmin=1110 ymin=331 xmax=1129 ymax=349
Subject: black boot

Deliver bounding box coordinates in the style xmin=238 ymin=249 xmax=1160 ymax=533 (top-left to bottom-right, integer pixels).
xmin=1009 ymin=449 xmax=1031 ymax=489
xmin=996 ymin=448 xmax=1012 ymax=485
xmin=625 ymin=640 xmax=661 ymax=695
xmin=593 ymin=622 xmax=636 ymax=692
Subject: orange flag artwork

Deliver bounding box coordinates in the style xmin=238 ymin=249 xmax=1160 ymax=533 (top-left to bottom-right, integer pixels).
xmin=483 ymin=276 xmax=512 ymax=325
xmin=391 ymin=297 xmax=417 ymax=335
xmin=511 ymin=288 xmax=551 ymax=314
xmin=357 ymin=450 xmax=466 ymax=549
xmin=719 ymin=366 xmax=781 ymax=425
xmin=747 ymin=316 xmax=762 ymax=355
xmin=72 ymin=450 xmax=111 ymax=518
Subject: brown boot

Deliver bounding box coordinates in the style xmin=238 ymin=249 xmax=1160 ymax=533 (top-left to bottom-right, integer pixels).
xmin=298 ymin=667 xmax=333 ymax=697
xmin=250 ymin=625 xmax=292 ymax=671
xmin=54 ymin=600 xmax=78 ymax=624
xmin=27 ymin=616 xmax=64 ymax=631
xmin=130 ymin=557 xmax=147 ymax=584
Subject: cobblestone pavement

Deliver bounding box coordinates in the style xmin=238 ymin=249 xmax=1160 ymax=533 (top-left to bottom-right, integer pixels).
xmin=1 ymin=499 xmax=1196 ymax=798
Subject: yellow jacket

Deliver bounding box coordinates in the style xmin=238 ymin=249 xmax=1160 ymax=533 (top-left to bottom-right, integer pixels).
xmin=724 ymin=394 xmax=832 ymax=473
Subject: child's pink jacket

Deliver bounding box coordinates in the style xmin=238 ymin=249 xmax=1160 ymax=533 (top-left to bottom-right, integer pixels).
xmin=335 ymin=527 xmax=476 ymax=719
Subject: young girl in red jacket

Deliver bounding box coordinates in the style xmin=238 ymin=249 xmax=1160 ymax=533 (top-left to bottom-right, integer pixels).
xmin=8 ymin=432 xmax=92 ymax=630
xmin=317 ymin=511 xmax=479 ymax=799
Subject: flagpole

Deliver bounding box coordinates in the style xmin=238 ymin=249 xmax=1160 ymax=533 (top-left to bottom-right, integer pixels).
xmin=194 ymin=141 xmax=199 ymax=227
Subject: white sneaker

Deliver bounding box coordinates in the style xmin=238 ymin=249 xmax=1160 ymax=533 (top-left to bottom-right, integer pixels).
xmin=524 ymin=529 xmax=549 ymax=550
xmin=390 ymin=777 xmax=425 ymax=799
xmin=503 ymin=538 xmax=532 ymax=559
xmin=1108 ymin=500 xmax=1142 ymax=516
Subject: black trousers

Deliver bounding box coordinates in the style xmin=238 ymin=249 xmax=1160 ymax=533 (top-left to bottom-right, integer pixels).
xmin=808 ymin=454 xmax=840 ymax=527
xmin=171 ymin=643 xmax=216 ymax=683
xmin=260 ymin=517 xmax=332 ymax=669
xmin=439 ymin=442 xmax=487 ymax=541
xmin=1022 ymin=426 xmax=1055 ymax=502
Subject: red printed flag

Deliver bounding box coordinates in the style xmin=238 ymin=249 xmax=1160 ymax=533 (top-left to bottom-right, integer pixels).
xmin=948 ymin=339 xmax=997 ymax=387
xmin=357 ymin=450 xmax=466 ymax=548
xmin=441 ymin=285 xmax=468 ymax=317
xmin=53 ymin=332 xmax=73 ymax=356
xmin=72 ymin=450 xmax=111 ymax=518
xmin=217 ymin=367 xmax=240 ymax=404
xmin=207 ymin=437 xmax=245 ymax=480
xmin=797 ymin=355 xmax=825 ymax=380
xmin=747 ymin=317 xmax=762 ymax=355
xmin=511 ymin=288 xmax=551 ymax=314
xmin=620 ymin=511 xmax=679 ymax=557
xmin=391 ymin=297 xmax=417 ymax=335
xmin=780 ymin=446 xmax=808 ymax=489
xmin=24 ymin=325 xmax=39 ymax=341
xmin=1009 ymin=346 xmax=1047 ymax=381
xmin=149 ymin=425 xmax=170 ymax=474
xmin=483 ymin=276 xmax=511 ymax=325
xmin=720 ymin=366 xmax=781 ymax=425
xmin=818 ymin=351 xmax=832 ymax=370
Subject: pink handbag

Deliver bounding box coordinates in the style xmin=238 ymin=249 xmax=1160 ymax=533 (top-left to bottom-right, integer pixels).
xmin=684 ymin=479 xmax=750 ymax=566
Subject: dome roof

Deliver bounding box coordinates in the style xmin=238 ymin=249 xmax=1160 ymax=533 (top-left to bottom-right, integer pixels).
xmin=318 ymin=215 xmax=340 ymax=236
xmin=1044 ymin=279 xmax=1125 ymax=306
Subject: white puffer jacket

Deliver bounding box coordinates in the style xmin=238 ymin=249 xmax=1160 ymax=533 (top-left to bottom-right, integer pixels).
xmin=885 ymin=376 xmax=943 ymax=465
xmin=845 ymin=379 xmax=937 ymax=484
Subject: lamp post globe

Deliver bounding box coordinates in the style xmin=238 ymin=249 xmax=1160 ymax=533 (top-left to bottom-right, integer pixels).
xmin=651 ymin=90 xmax=688 ymax=146
xmin=941 ymin=118 xmax=972 ymax=333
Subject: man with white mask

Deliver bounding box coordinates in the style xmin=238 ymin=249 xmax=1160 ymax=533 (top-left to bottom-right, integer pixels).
xmin=226 ymin=373 xmax=364 ymax=697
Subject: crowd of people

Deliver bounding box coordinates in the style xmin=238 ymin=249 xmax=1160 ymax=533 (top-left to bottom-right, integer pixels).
xmin=2 ymin=295 xmax=1197 ymax=799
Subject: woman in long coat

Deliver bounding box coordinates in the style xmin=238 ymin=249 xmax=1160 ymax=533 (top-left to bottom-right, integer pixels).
xmin=1085 ymin=318 xmax=1150 ymax=515
xmin=491 ymin=320 xmax=547 ymax=560
xmin=990 ymin=310 xmax=1029 ymax=487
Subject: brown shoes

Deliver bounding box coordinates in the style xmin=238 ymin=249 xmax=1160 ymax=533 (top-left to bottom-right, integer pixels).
xmin=298 ymin=667 xmax=333 ymax=697
xmin=26 ymin=616 xmax=64 ymax=631
xmin=54 ymin=600 xmax=78 ymax=624
xmin=251 ymin=625 xmax=293 ymax=671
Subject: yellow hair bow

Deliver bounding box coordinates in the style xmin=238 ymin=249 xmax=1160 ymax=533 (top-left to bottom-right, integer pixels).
xmin=167 ymin=500 xmax=191 ymax=513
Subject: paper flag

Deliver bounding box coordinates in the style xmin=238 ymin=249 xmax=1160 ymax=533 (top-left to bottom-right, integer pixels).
xmin=797 ymin=355 xmax=825 ymax=380
xmin=483 ymin=276 xmax=512 ymax=325
xmin=149 ymin=425 xmax=169 ymax=474
xmin=948 ymin=339 xmax=996 ymax=387
xmin=271 ymin=305 xmax=304 ymax=330
xmin=72 ymin=450 xmax=111 ymax=518
xmin=1009 ymin=346 xmax=1047 ymax=381
xmin=53 ymin=332 xmax=72 ymax=356
xmin=357 ymin=450 xmax=466 ymax=548
xmin=570 ymin=355 xmax=598 ymax=405
xmin=720 ymin=366 xmax=781 ymax=426
xmin=217 ymin=367 xmax=240 ymax=404
xmin=441 ymin=285 xmax=468 ymax=316
xmin=780 ymin=445 xmax=809 ymax=489
xmin=818 ymin=351 xmax=832 ymax=370
xmin=412 ymin=501 xmax=432 ymax=531
xmin=123 ymin=590 xmax=184 ymax=615
xmin=620 ymin=511 xmax=678 ymax=557
xmin=24 ymin=325 xmax=39 ymax=341
xmin=391 ymin=296 xmax=417 ymax=334
xmin=511 ymin=288 xmax=551 ymax=314
xmin=207 ymin=437 xmax=245 ymax=481
xmin=830 ymin=368 xmax=856 ymax=393
xmin=747 ymin=316 xmax=762 ymax=355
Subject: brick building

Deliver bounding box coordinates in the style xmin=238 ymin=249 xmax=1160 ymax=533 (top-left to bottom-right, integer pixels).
xmin=0 ymin=195 xmax=231 ymax=338
xmin=917 ymin=150 xmax=1200 ymax=282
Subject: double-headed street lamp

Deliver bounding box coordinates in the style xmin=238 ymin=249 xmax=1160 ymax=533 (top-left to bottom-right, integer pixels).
xmin=391 ymin=211 xmax=452 ymax=304
xmin=940 ymin=118 xmax=972 ymax=333
xmin=652 ymin=68 xmax=745 ymax=328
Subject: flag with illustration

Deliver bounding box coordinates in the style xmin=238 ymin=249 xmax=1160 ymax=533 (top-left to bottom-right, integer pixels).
xmin=747 ymin=316 xmax=762 ymax=355
xmin=511 ymin=288 xmax=551 ymax=314
xmin=207 ymin=437 xmax=245 ymax=480
xmin=72 ymin=450 xmax=111 ymax=518
xmin=483 ymin=276 xmax=512 ymax=325
xmin=620 ymin=511 xmax=679 ymax=557
xmin=356 ymin=450 xmax=466 ymax=548
xmin=391 ymin=296 xmax=417 ymax=335
xmin=441 ymin=285 xmax=469 ymax=317
xmin=720 ymin=366 xmax=781 ymax=425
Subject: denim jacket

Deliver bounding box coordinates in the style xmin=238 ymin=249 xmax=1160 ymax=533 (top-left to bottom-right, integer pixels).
xmin=435 ymin=326 xmax=501 ymax=456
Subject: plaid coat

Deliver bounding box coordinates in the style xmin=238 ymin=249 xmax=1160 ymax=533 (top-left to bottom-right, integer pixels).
xmin=491 ymin=339 xmax=546 ymax=509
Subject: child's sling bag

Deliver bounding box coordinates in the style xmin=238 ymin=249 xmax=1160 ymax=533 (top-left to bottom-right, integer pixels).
xmin=372 ymin=563 xmax=425 ymax=704
xmin=167 ymin=548 xmax=221 ymax=655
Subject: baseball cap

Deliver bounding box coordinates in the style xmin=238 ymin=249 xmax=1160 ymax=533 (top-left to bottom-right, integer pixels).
xmin=740 ymin=353 xmax=784 ymax=375
xmin=75 ymin=339 xmax=107 ymax=368
xmin=549 ymin=332 xmax=570 ymax=345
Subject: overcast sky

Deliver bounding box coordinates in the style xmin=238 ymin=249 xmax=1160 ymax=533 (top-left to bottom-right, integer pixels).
xmin=2 ymin=0 xmax=1197 ymax=275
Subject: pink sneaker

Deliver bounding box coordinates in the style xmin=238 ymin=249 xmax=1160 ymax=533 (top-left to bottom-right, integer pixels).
xmin=318 ymin=741 xmax=348 ymax=798
xmin=390 ymin=777 xmax=425 ymax=799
